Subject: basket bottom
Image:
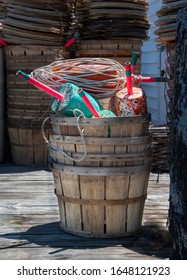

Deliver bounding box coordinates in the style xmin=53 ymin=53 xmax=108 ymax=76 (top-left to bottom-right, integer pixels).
xmin=59 ymin=221 xmax=140 ymax=239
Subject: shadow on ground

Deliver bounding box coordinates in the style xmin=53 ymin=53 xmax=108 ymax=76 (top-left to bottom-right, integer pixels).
xmin=0 ymin=221 xmax=172 ymax=259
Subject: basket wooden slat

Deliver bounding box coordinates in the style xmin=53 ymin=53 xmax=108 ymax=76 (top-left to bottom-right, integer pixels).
xmin=79 ymin=39 xmax=142 ymax=74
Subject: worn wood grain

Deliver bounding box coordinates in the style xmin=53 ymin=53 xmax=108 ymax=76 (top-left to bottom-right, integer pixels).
xmin=0 ymin=163 xmax=171 ymax=260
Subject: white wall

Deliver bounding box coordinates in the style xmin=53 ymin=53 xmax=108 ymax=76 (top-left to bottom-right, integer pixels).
xmin=141 ymin=0 xmax=167 ymax=125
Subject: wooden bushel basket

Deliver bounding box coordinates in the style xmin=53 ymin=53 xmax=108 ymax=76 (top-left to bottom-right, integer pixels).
xmin=8 ymin=127 xmax=51 ymax=166
xmin=5 ymin=45 xmax=69 ymax=166
xmin=47 ymin=114 xmax=152 ymax=238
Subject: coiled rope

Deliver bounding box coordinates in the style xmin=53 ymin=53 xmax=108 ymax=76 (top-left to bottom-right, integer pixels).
xmin=32 ymin=57 xmax=126 ymax=99
xmin=41 ymin=110 xmax=88 ymax=162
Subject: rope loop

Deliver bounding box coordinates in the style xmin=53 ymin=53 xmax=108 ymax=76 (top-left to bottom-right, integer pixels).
xmin=41 ymin=112 xmax=88 ymax=162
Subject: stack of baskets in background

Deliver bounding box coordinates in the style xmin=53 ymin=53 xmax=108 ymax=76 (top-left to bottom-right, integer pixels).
xmin=76 ymin=0 xmax=149 ymax=70
xmin=0 ymin=0 xmax=151 ymax=166
xmin=1 ymin=0 xmax=72 ymax=165
xmin=154 ymin=0 xmax=185 ymax=45
xmin=65 ymin=0 xmax=80 ymax=58
xmin=154 ymin=0 xmax=185 ymax=110
xmin=75 ymin=0 xmax=150 ymax=109
xmin=0 ymin=1 xmax=6 ymax=23
xmin=1 ymin=0 xmax=167 ymax=174
xmin=5 ymin=45 xmax=68 ymax=166
xmin=2 ymin=0 xmax=70 ymax=45
xmin=154 ymin=0 xmax=187 ymax=170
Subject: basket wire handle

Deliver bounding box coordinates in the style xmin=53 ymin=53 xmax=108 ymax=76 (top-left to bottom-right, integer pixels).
xmin=41 ymin=112 xmax=87 ymax=162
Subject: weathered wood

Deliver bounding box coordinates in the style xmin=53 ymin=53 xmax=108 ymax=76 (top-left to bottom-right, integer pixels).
xmin=0 ymin=163 xmax=171 ymax=260
xmin=49 ymin=115 xmax=152 ymax=237
xmin=89 ymin=2 xmax=147 ymax=11
xmin=155 ymin=0 xmax=187 ymax=44
xmin=79 ymin=49 xmax=133 ymax=57
xmin=157 ymin=1 xmax=187 ymax=17
xmin=2 ymin=1 xmax=69 ymax=45
xmin=0 ymin=247 xmax=167 ymax=260
xmin=50 ymin=114 xmax=151 ymax=127
xmin=77 ymin=0 xmax=149 ymax=42
xmin=5 ymin=45 xmax=67 ymax=129
xmin=8 ymin=127 xmax=50 ymax=166
xmin=80 ymin=39 xmax=143 ymax=50
xmin=4 ymin=44 xmax=68 ymax=165
xmin=150 ymin=126 xmax=169 ymax=172
xmin=169 ymin=7 xmax=187 ymax=259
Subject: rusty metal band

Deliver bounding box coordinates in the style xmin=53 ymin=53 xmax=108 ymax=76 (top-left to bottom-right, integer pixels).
xmin=55 ymin=192 xmax=147 ymax=206
xmin=50 ymin=113 xmax=151 ymax=127
xmin=50 ymin=134 xmax=152 ymax=146
xmin=50 ymin=151 xmax=152 ymax=162
xmin=51 ymin=161 xmax=152 ymax=176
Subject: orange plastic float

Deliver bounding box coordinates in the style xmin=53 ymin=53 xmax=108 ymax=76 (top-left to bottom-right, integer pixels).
xmin=109 ymin=63 xmax=147 ymax=116
xmin=108 ymin=87 xmax=147 ymax=116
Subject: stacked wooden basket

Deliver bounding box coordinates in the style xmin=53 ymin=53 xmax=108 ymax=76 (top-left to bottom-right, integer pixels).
xmin=0 ymin=0 xmax=6 ymax=19
xmin=76 ymin=0 xmax=150 ymax=71
xmin=49 ymin=113 xmax=152 ymax=237
xmin=154 ymin=0 xmax=186 ymax=44
xmin=2 ymin=0 xmax=70 ymax=45
xmin=154 ymin=0 xmax=187 ymax=167
xmin=0 ymin=0 xmax=6 ymax=35
xmin=2 ymin=0 xmax=71 ymax=165
xmin=1 ymin=1 xmax=154 ymax=237
xmin=155 ymin=0 xmax=187 ymax=123
xmin=1 ymin=0 xmax=150 ymax=167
